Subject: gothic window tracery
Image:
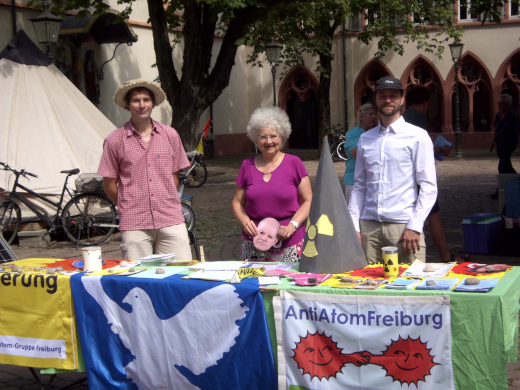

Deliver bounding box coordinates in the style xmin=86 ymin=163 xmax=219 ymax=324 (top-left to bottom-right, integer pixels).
xmin=453 ymin=55 xmax=492 ymax=132
xmin=500 ymin=52 xmax=520 ymax=110
xmin=359 ymin=65 xmax=389 ymax=104
xmin=279 ymin=67 xmax=320 ymax=149
xmin=404 ymin=60 xmax=443 ymax=133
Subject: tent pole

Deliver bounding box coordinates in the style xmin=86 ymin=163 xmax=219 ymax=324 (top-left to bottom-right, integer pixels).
xmin=11 ymin=0 xmax=17 ymax=36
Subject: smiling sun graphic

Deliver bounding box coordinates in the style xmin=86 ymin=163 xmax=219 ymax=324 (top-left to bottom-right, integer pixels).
xmin=291 ymin=331 xmax=370 ymax=381
xmin=365 ymin=335 xmax=439 ymax=386
xmin=291 ymin=332 xmax=439 ymax=386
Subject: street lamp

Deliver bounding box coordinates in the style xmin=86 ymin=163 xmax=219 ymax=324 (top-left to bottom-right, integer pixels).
xmin=264 ymin=40 xmax=283 ymax=106
xmin=29 ymin=0 xmax=62 ymax=59
xmin=449 ymin=39 xmax=464 ymax=159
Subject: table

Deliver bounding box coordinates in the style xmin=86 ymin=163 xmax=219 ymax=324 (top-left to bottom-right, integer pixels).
xmin=0 ymin=260 xmax=518 ymax=389
xmin=261 ymin=266 xmax=520 ymax=390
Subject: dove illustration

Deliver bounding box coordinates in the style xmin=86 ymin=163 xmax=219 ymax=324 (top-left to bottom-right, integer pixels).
xmin=82 ymin=276 xmax=248 ymax=389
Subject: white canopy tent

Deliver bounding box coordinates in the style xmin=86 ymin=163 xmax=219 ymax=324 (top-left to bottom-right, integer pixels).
xmin=0 ymin=30 xmax=115 ymax=195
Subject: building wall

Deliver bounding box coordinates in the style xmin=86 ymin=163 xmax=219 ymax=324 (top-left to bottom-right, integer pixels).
xmin=2 ymin=1 xmax=519 ymax=156
xmin=342 ymin=24 xmax=520 ymax=149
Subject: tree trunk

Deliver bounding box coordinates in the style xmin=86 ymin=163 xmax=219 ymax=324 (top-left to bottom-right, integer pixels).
xmin=146 ymin=0 xmax=268 ymax=151
xmin=318 ymin=54 xmax=332 ymax=153
xmin=316 ymin=21 xmax=340 ymax=153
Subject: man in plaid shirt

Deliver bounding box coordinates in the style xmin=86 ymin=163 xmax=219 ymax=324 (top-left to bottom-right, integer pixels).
xmin=98 ymin=79 xmax=192 ymax=261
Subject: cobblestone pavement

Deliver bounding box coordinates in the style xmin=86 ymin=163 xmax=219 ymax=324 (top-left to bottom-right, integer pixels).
xmin=1 ymin=148 xmax=519 ymax=388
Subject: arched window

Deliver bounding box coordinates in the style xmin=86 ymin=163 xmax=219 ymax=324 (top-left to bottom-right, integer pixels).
xmin=451 ymin=54 xmax=493 ymax=133
xmin=402 ymin=57 xmax=444 ymax=133
xmin=279 ymin=67 xmax=320 ymax=149
xmin=498 ymin=52 xmax=520 ymax=110
xmin=354 ymin=61 xmax=391 ymax=112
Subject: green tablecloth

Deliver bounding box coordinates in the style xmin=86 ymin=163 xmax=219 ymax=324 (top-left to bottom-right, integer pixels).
xmin=261 ymin=267 xmax=520 ymax=390
xmin=31 ymin=263 xmax=520 ymax=389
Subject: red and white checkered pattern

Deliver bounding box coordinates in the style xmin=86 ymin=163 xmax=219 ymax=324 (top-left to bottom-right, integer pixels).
xmin=98 ymin=120 xmax=189 ymax=231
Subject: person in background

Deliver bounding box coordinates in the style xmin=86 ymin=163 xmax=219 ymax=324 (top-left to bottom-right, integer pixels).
xmin=232 ymin=106 xmax=313 ymax=262
xmin=349 ymin=76 xmax=437 ymax=264
xmin=403 ymin=84 xmax=469 ymax=263
xmin=84 ymin=50 xmax=100 ymax=104
xmin=98 ymin=79 xmax=192 ymax=261
xmin=343 ymin=103 xmax=377 ymax=205
xmin=489 ymin=93 xmax=519 ymax=199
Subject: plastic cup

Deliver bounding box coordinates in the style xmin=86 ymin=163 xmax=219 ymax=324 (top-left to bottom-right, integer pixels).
xmin=82 ymin=246 xmax=102 ymax=271
xmin=382 ymin=246 xmax=399 ymax=279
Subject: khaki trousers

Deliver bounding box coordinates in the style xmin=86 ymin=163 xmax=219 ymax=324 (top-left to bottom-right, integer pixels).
xmin=120 ymin=224 xmax=192 ymax=261
xmin=360 ymin=219 xmax=426 ymax=264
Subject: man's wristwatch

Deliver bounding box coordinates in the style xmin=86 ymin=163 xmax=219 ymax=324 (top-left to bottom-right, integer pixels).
xmin=290 ymin=220 xmax=299 ymax=229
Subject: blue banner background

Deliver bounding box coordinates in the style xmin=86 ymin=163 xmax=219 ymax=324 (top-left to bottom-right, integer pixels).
xmin=71 ymin=274 xmax=276 ymax=389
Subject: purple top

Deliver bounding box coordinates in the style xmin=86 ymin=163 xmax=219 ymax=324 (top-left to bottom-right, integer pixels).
xmin=236 ymin=154 xmax=308 ymax=248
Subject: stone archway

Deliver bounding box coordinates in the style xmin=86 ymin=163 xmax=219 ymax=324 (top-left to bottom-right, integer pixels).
xmin=445 ymin=52 xmax=494 ymax=133
xmin=402 ymin=56 xmax=444 ymax=133
xmin=353 ymin=60 xmax=392 ymax=113
xmin=496 ymin=50 xmax=520 ymax=114
xmin=279 ymin=67 xmax=320 ymax=149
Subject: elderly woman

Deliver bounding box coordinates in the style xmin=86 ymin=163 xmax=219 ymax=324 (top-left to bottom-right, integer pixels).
xmin=343 ymin=103 xmax=377 ymax=205
xmin=232 ymin=106 xmax=312 ymax=262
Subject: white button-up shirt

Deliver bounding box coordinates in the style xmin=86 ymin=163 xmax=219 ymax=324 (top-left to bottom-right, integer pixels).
xmin=348 ymin=116 xmax=437 ymax=233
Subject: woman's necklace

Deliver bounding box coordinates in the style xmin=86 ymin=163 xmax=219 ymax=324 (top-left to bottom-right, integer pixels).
xmin=257 ymin=153 xmax=283 ymax=175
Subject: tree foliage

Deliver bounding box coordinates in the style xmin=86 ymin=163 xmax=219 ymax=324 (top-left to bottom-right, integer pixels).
xmin=43 ymin=0 xmax=281 ymax=149
xmin=35 ymin=0 xmax=505 ymax=150
xmin=241 ymin=0 xmax=464 ymax=149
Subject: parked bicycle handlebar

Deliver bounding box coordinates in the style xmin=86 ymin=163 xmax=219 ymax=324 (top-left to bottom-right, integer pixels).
xmin=22 ymin=170 xmax=38 ymax=178
xmin=1 ymin=162 xmax=38 ymax=179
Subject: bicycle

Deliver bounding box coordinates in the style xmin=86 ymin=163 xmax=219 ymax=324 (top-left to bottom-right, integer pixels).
xmin=178 ymin=173 xmax=196 ymax=231
xmin=198 ymin=132 xmax=214 ymax=160
xmin=0 ymin=162 xmax=118 ymax=246
xmin=335 ymin=140 xmax=348 ymax=161
xmin=326 ymin=124 xmax=346 ymax=162
xmin=181 ymin=151 xmax=208 ymax=188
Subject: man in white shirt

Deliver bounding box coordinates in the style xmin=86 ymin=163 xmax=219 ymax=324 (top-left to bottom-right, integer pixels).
xmin=348 ymin=76 xmax=437 ymax=264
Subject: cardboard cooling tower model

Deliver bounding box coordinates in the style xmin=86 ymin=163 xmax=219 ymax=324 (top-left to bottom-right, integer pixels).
xmin=299 ymin=138 xmax=367 ymax=274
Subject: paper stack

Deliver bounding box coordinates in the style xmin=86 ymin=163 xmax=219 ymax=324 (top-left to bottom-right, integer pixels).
xmin=385 ymin=278 xmax=420 ymax=290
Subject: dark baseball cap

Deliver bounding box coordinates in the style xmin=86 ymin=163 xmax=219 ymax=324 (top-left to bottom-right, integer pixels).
xmin=374 ymin=76 xmax=404 ymax=92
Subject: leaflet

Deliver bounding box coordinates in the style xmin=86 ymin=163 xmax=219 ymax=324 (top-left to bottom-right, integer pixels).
xmin=415 ymin=278 xmax=460 ymax=290
xmin=385 ymin=278 xmax=420 ymax=290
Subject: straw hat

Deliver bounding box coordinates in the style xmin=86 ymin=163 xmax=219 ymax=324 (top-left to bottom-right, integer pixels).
xmin=113 ymin=79 xmax=167 ymax=108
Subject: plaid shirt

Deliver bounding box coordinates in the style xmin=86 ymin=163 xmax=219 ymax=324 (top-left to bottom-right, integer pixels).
xmin=98 ymin=119 xmax=189 ymax=231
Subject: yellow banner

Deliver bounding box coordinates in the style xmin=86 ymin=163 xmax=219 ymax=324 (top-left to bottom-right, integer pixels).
xmin=0 ymin=260 xmax=78 ymax=369
xmin=195 ymin=138 xmax=204 ymax=156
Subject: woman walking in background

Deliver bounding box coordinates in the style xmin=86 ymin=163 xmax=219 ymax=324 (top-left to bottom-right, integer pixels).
xmin=343 ymin=103 xmax=377 ymax=205
xmin=490 ymin=94 xmax=519 ymax=199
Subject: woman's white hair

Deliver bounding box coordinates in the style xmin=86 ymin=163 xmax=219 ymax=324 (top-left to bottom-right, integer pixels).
xmin=246 ymin=106 xmax=292 ymax=146
xmin=357 ymin=103 xmax=374 ymax=125
xmin=500 ymin=94 xmax=513 ymax=107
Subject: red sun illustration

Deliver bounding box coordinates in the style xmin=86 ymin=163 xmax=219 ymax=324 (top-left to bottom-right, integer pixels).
xmin=43 ymin=258 xmax=123 ymax=271
xmin=348 ymin=265 xmax=407 ymax=279
xmin=451 ymin=262 xmax=511 ymax=276
xmin=365 ymin=335 xmax=439 ymax=386
xmin=291 ymin=331 xmax=370 ymax=381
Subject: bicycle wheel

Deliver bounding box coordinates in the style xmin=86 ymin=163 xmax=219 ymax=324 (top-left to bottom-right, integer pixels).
xmin=336 ymin=141 xmax=348 ymax=161
xmin=330 ymin=142 xmax=340 ymax=162
xmin=185 ymin=164 xmax=208 ymax=188
xmin=0 ymin=202 xmax=21 ymax=245
xmin=62 ymin=193 xmax=118 ymax=246
xmin=181 ymin=202 xmax=195 ymax=231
